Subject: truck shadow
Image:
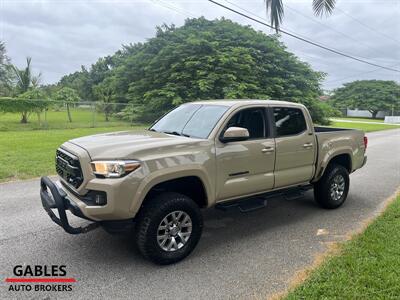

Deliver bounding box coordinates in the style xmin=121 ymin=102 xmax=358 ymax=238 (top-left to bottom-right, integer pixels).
xmin=197 ymin=192 xmax=321 ymax=254
xmin=69 ymin=191 xmax=331 ymax=267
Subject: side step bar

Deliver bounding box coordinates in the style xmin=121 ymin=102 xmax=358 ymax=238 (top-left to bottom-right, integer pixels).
xmin=215 ymin=185 xmax=313 ymax=213
xmin=216 ymin=197 xmax=268 ymax=213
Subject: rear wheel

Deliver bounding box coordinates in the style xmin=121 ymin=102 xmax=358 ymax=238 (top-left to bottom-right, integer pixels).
xmin=314 ymin=164 xmax=349 ymax=209
xmin=135 ymin=192 xmax=203 ymax=265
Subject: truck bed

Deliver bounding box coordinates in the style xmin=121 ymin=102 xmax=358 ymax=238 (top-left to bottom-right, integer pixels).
xmin=312 ymin=126 xmax=366 ymax=181
xmin=314 ymin=126 xmax=352 ymax=132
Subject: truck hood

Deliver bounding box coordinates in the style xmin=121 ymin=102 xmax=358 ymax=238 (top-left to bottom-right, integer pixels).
xmin=66 ymin=130 xmax=199 ymax=160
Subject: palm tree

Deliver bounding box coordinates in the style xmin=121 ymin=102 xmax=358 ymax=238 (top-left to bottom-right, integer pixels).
xmin=11 ymin=57 xmax=42 ymax=93
xmin=265 ymin=0 xmax=336 ymax=31
xmin=10 ymin=57 xmax=42 ymax=123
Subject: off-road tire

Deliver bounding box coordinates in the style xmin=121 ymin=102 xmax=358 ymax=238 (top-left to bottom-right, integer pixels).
xmin=314 ymin=164 xmax=349 ymax=209
xmin=135 ymin=192 xmax=203 ymax=265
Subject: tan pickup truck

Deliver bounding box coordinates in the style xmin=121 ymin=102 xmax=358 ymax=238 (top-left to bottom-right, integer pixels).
xmin=40 ymin=100 xmax=367 ymax=264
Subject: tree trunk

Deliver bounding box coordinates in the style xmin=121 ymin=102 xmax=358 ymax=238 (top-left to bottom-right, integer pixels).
xmin=20 ymin=112 xmax=28 ymax=123
xmin=105 ymin=112 xmax=109 ymax=122
xmin=371 ymin=111 xmax=378 ymax=119
xmin=37 ymin=112 xmax=41 ymax=126
xmin=67 ymin=103 xmax=72 ymax=122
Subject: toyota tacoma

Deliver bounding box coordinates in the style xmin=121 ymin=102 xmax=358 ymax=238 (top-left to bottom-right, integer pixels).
xmin=40 ymin=100 xmax=367 ymax=264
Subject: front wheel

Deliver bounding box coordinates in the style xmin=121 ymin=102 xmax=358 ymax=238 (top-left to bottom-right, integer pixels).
xmin=314 ymin=164 xmax=349 ymax=209
xmin=134 ymin=192 xmax=203 ymax=265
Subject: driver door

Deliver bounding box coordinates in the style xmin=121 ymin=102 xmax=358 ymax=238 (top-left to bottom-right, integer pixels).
xmin=215 ymin=106 xmax=275 ymax=201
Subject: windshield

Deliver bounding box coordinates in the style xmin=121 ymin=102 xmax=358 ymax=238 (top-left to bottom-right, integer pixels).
xmin=150 ymin=104 xmax=229 ymax=139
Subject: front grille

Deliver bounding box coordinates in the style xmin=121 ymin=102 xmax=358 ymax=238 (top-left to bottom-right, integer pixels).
xmin=55 ymin=148 xmax=83 ymax=188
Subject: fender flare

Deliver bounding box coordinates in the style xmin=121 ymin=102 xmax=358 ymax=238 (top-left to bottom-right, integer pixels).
xmin=315 ymin=150 xmax=353 ymax=182
xmin=129 ymin=166 xmax=214 ymax=215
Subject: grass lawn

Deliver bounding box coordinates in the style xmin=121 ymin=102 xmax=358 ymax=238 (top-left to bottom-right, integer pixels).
xmin=0 ymin=108 xmax=131 ymax=131
xmin=0 ymin=126 xmax=145 ymax=182
xmin=330 ymin=121 xmax=400 ymax=132
xmin=285 ymin=194 xmax=400 ymax=299
xmin=1 ymin=107 xmax=398 ymax=181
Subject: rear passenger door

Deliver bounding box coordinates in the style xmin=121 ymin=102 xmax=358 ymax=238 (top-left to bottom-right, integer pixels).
xmin=272 ymin=106 xmax=316 ymax=188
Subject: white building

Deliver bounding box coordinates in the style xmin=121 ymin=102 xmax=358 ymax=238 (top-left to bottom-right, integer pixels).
xmin=346 ymin=109 xmax=389 ymax=118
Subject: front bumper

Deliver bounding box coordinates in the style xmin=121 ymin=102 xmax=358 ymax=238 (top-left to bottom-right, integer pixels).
xmin=40 ymin=176 xmax=99 ymax=234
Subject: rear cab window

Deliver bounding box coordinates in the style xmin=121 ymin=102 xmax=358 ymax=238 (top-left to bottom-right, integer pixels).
xmin=273 ymin=107 xmax=307 ymax=137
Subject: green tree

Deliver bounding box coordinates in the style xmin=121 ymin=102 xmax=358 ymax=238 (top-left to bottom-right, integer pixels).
xmin=93 ymin=77 xmax=117 ymax=121
xmin=115 ymin=18 xmax=325 ymax=122
xmin=58 ymin=56 xmax=115 ymax=101
xmin=17 ymin=89 xmax=49 ymax=125
xmin=331 ymin=80 xmax=400 ymax=118
xmin=265 ymin=0 xmax=336 ymax=31
xmin=57 ymin=18 xmax=333 ymax=124
xmin=10 ymin=57 xmax=42 ymax=122
xmin=11 ymin=57 xmax=41 ymax=94
xmin=58 ymin=67 xmax=93 ymax=101
xmin=0 ymin=89 xmax=49 ymax=124
xmin=0 ymin=41 xmax=12 ymax=96
xmin=53 ymin=87 xmax=80 ymax=122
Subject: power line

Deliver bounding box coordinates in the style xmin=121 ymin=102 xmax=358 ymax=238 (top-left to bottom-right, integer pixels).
xmin=335 ymin=7 xmax=400 ymax=45
xmin=284 ymin=4 xmax=398 ymax=62
xmin=150 ymin=0 xmax=396 ymax=80
xmin=325 ymin=63 xmax=400 ymax=84
xmin=150 ymin=0 xmax=197 ymax=18
xmin=222 ymin=2 xmax=400 ymax=82
xmin=223 ymin=0 xmax=366 ymax=61
xmin=224 ymin=0 xmax=397 ymax=65
xmin=294 ymin=51 xmax=400 ymax=84
xmin=208 ymin=0 xmax=400 ymax=73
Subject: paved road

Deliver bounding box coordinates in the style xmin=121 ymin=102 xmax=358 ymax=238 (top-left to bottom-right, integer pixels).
xmin=1 ymin=129 xmax=399 ymax=299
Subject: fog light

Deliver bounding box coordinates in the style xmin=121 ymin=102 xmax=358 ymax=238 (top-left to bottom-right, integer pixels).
xmin=83 ymin=190 xmax=107 ymax=206
xmin=95 ymin=193 xmax=107 ymax=206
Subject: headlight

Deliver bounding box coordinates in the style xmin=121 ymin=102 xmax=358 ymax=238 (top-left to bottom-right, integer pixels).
xmin=90 ymin=160 xmax=141 ymax=178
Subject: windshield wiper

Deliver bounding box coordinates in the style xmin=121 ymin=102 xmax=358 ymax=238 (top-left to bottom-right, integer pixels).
xmin=161 ymin=131 xmax=181 ymax=136
xmin=162 ymin=131 xmax=182 ymax=136
xmin=162 ymin=131 xmax=191 ymax=138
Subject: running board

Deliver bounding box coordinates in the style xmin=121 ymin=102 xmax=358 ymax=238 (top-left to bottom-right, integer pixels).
xmin=284 ymin=191 xmax=305 ymax=201
xmin=238 ymin=198 xmax=267 ymax=212
xmin=215 ymin=185 xmax=312 ymax=213
xmin=216 ymin=197 xmax=267 ymax=213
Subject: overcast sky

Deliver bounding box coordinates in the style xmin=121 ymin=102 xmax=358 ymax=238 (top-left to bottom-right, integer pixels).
xmin=1 ymin=0 xmax=399 ymax=90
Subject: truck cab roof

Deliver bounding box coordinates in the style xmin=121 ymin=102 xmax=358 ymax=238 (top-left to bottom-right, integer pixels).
xmin=191 ymin=99 xmax=300 ymax=108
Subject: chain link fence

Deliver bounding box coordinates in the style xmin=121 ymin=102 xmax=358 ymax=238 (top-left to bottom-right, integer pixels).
xmin=0 ymin=98 xmax=144 ymax=131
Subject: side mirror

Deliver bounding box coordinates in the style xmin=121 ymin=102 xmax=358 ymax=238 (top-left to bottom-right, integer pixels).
xmin=221 ymin=127 xmax=250 ymax=143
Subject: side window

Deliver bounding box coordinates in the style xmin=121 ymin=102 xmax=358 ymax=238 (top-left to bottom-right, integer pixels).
xmin=225 ymin=107 xmax=266 ymax=139
xmin=273 ymin=107 xmax=307 ymax=137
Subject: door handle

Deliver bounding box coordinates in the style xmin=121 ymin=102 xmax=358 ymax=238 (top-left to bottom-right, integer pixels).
xmin=303 ymin=143 xmax=313 ymax=149
xmin=262 ymin=147 xmax=274 ymax=153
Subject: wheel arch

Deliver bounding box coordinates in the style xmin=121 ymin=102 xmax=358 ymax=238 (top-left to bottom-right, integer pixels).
xmin=130 ymin=169 xmax=213 ymax=215
xmin=328 ymin=153 xmax=352 ymax=173
xmin=315 ymin=152 xmax=352 ymax=182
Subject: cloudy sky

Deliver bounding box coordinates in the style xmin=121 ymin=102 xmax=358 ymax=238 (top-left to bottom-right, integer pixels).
xmin=1 ymin=0 xmax=399 ymax=90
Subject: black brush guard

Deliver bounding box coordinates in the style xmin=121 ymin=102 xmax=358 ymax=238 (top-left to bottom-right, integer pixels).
xmin=40 ymin=176 xmax=99 ymax=234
